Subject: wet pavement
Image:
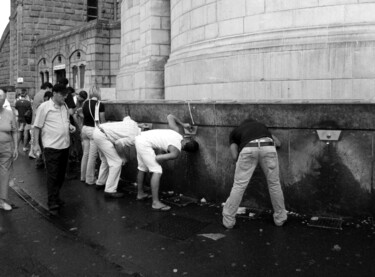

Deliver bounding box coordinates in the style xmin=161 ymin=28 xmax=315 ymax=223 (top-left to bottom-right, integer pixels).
xmin=2 ymin=150 xmax=375 ymax=276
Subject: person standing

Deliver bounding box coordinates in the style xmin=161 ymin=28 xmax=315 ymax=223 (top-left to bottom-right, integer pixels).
xmin=0 ymin=89 xmax=18 ymax=211
xmin=30 ymin=82 xmax=53 ymax=164
xmin=32 ymin=84 xmax=76 ymax=214
xmin=135 ymin=114 xmax=199 ymax=211
xmin=15 ymin=89 xmax=32 ymax=152
xmin=222 ymin=118 xmax=288 ymax=228
xmin=80 ymin=86 xmax=105 ymax=185
xmin=73 ymin=90 xmax=88 ymax=130
xmin=33 ymin=82 xmax=53 ymax=113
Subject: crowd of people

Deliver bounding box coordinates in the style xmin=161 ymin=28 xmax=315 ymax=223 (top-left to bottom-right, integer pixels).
xmin=0 ymin=80 xmax=288 ymax=228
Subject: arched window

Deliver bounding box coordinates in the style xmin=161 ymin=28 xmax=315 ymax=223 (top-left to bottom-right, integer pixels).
xmin=72 ymin=66 xmax=78 ymax=89
xmin=40 ymin=72 xmax=44 ymax=85
xmin=79 ymin=64 xmax=86 ymax=88
xmin=87 ymin=0 xmax=98 ymax=21
xmin=45 ymin=71 xmax=49 ymax=83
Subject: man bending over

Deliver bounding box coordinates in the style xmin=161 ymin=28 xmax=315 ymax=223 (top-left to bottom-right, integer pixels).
xmin=136 ymin=114 xmax=199 ymax=211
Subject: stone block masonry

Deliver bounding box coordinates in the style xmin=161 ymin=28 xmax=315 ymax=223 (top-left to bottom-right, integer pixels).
xmin=165 ymin=0 xmax=375 ymax=101
xmin=105 ymin=101 xmax=375 ymax=217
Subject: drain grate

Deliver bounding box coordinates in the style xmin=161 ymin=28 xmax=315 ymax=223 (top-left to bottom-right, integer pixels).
xmin=142 ymin=215 xmax=209 ymax=240
xmin=307 ymin=216 xmax=343 ymax=230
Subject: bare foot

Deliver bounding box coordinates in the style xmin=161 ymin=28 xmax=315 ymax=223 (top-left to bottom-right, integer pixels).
xmin=137 ymin=193 xmax=151 ymax=201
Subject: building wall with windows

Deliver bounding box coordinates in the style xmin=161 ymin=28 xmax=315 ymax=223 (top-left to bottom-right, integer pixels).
xmin=34 ymin=20 xmax=120 ymax=96
xmin=0 ymin=0 xmax=120 ymax=98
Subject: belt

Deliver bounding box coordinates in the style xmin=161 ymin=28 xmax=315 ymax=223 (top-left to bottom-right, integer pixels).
xmin=246 ymin=141 xmax=274 ymax=147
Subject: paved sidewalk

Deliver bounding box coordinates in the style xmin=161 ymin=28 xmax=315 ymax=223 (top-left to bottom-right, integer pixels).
xmin=8 ymin=151 xmax=375 ymax=277
xmin=0 ymin=190 xmax=132 ymax=276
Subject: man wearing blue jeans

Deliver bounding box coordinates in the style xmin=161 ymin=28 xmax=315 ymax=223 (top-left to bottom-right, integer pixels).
xmin=222 ymin=118 xmax=287 ymax=228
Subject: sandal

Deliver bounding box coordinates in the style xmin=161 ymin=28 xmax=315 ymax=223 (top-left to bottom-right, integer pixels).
xmin=152 ymin=205 xmax=171 ymax=211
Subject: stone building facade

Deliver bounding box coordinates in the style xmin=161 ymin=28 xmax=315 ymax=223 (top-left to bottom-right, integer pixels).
xmin=117 ymin=0 xmax=375 ymax=102
xmin=0 ymin=0 xmax=121 ymax=98
xmin=3 ymin=0 xmax=375 ymax=101
xmin=1 ymin=0 xmax=375 ymax=217
xmin=0 ymin=24 xmax=10 ymax=87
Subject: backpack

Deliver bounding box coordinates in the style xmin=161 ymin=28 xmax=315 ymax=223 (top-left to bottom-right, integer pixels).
xmin=24 ymin=107 xmax=32 ymax=124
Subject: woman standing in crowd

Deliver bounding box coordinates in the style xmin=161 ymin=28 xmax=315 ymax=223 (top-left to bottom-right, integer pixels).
xmin=73 ymin=90 xmax=88 ymax=131
xmin=0 ymin=89 xmax=18 ymax=211
xmin=80 ymin=86 xmax=105 ymax=186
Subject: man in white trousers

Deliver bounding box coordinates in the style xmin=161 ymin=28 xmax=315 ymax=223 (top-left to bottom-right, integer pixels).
xmin=93 ymin=116 xmax=141 ymax=198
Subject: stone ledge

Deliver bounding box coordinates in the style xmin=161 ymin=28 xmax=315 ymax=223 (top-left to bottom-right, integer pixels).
xmin=104 ymin=102 xmax=375 ymax=130
xmin=35 ymin=19 xmax=121 ymax=46
xmin=168 ymin=23 xmax=375 ymax=64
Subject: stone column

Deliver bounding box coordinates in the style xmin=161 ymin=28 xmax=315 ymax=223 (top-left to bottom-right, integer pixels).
xmin=116 ymin=0 xmax=170 ymax=100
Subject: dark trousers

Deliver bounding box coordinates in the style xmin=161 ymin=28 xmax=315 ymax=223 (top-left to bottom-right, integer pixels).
xmin=44 ymin=147 xmax=69 ymax=208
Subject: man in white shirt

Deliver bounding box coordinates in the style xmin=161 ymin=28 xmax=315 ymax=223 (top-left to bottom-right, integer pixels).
xmin=135 ymin=114 xmax=199 ymax=211
xmin=30 ymin=82 xmax=53 ymax=164
xmin=93 ymin=116 xmax=141 ymax=198
xmin=32 ymin=84 xmax=76 ymax=214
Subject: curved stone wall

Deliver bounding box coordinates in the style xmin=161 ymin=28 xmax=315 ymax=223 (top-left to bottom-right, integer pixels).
xmin=166 ymin=0 xmax=375 ymax=101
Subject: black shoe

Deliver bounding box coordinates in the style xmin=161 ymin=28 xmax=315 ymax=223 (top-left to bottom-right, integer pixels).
xmin=96 ymin=184 xmax=105 ymax=190
xmin=104 ymin=192 xmax=124 ymax=198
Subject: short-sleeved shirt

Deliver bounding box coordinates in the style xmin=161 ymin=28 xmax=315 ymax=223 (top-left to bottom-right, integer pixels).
xmin=0 ymin=109 xmax=17 ymax=143
xmin=229 ymin=119 xmax=272 ymax=152
xmin=139 ymin=129 xmax=183 ymax=152
xmin=15 ymin=98 xmax=32 ymax=123
xmin=33 ymin=99 xmax=70 ymax=149
xmin=82 ymin=99 xmax=105 ymax=127
xmin=100 ymin=116 xmax=141 ymax=145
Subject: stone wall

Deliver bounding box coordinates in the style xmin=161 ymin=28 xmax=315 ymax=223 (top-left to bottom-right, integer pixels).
xmin=116 ymin=0 xmax=171 ymax=100
xmin=9 ymin=0 xmax=87 ymax=94
xmin=165 ymin=0 xmax=375 ymax=101
xmin=34 ymin=20 xmax=120 ymax=94
xmin=0 ymin=25 xmax=10 ymax=87
xmin=104 ymin=101 xmax=375 ymax=217
xmin=3 ymin=0 xmax=119 ymax=96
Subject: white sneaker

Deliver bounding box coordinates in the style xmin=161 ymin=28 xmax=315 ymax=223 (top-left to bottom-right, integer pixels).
xmin=0 ymin=201 xmax=12 ymax=211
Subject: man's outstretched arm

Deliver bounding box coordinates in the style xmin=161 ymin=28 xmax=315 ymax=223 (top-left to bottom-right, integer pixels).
xmin=167 ymin=114 xmax=191 ymax=133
